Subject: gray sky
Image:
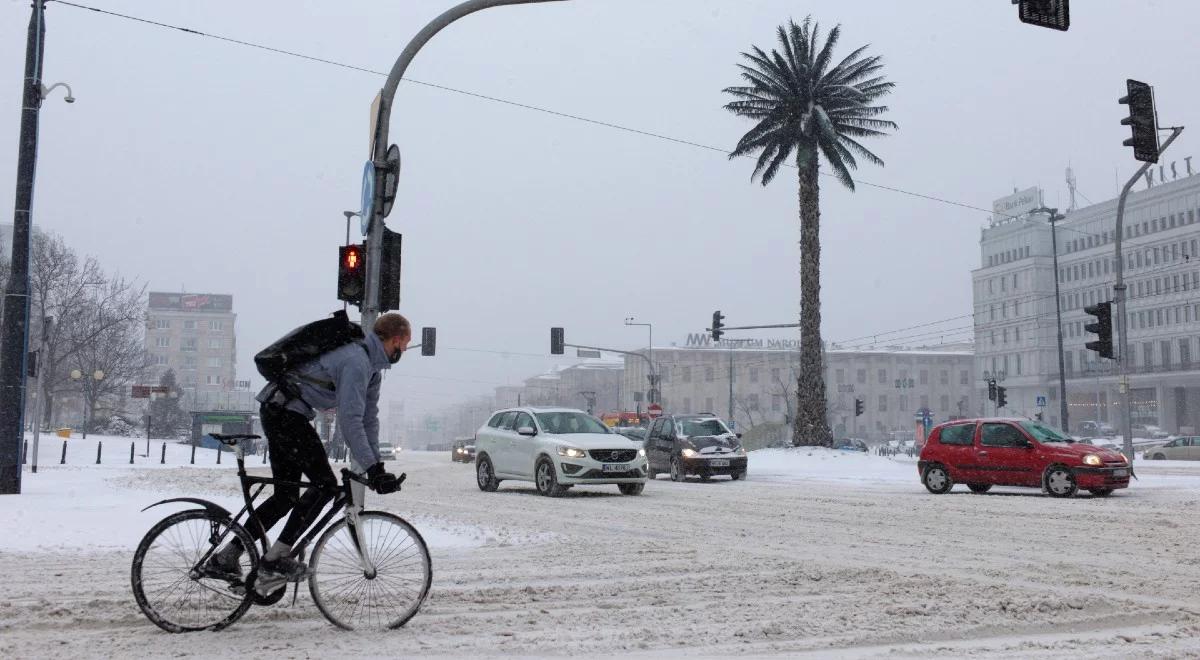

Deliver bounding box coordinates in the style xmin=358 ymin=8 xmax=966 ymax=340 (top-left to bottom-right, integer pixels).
xmin=2 ymin=0 xmax=1198 ymax=418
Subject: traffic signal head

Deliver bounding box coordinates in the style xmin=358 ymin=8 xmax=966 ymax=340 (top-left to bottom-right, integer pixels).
xmin=996 ymin=386 xmax=1008 ymax=409
xmin=1017 ymin=0 xmax=1069 ymax=31
xmin=987 ymin=379 xmax=997 ymax=402
xmin=1120 ymin=79 xmax=1159 ymax=163
xmin=1084 ymin=301 xmax=1115 ymax=359
xmin=378 ymin=229 xmax=402 ymax=313
xmin=550 ymin=327 xmax=564 ymax=355
xmin=854 ymin=397 xmax=864 ymax=417
xmin=420 ymin=327 xmax=436 ymax=356
xmin=711 ymin=310 xmax=725 ymax=342
xmin=337 ymin=243 xmax=366 ymax=306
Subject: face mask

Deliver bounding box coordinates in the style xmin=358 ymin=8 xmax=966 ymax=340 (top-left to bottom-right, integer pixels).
xmin=388 ymin=345 xmax=404 ymax=364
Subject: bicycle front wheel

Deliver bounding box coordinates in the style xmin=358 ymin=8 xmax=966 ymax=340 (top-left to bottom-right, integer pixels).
xmin=308 ymin=511 xmax=432 ymax=630
xmin=131 ymin=509 xmax=258 ymax=633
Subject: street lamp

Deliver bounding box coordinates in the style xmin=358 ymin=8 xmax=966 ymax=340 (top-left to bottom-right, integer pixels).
xmin=624 ymin=317 xmax=657 ymax=408
xmin=70 ymin=369 xmax=105 ymax=439
xmin=1032 ymin=206 xmax=1069 ymax=432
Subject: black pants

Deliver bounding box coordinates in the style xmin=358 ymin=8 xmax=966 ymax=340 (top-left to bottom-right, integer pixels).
xmin=245 ymin=403 xmax=337 ymax=548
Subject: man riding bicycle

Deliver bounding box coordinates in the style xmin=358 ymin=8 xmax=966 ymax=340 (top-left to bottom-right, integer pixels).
xmin=205 ymin=313 xmax=410 ymax=588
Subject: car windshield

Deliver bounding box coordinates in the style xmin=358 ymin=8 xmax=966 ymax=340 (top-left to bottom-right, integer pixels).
xmin=534 ymin=412 xmax=610 ymax=435
xmin=680 ymin=418 xmax=731 ymax=437
xmin=1019 ymin=421 xmax=1073 ymax=443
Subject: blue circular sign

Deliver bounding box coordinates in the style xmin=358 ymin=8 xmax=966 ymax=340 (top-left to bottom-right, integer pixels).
xmin=360 ymin=160 xmax=376 ymax=236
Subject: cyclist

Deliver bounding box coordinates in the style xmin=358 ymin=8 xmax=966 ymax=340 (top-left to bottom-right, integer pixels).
xmin=205 ymin=313 xmax=408 ymax=588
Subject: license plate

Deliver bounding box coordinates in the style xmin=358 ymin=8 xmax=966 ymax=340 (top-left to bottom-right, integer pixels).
xmin=1113 ymin=468 xmax=1128 ymax=477
xmin=602 ymin=463 xmax=629 ymax=472
xmin=710 ymin=459 xmax=730 ymax=467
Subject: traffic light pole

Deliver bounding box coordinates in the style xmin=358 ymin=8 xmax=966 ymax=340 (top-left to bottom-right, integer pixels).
xmin=1114 ymin=126 xmax=1184 ymax=462
xmin=361 ymin=0 xmax=566 ymax=333
xmin=0 ymin=0 xmax=47 ymax=495
xmin=563 ymin=342 xmax=658 ymax=405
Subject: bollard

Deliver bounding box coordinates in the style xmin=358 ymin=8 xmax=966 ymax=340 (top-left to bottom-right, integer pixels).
xmin=22 ymin=441 xmax=27 ymax=464
xmin=96 ymin=441 xmax=103 ymax=464
xmin=161 ymin=442 xmax=166 ymax=464
xmin=262 ymin=445 xmax=268 ymax=464
xmin=190 ymin=442 xmax=196 ymax=465
xmin=60 ymin=440 xmax=67 ymax=464
xmin=217 ymin=447 xmax=222 ymax=464
xmin=130 ymin=441 xmax=135 ymax=464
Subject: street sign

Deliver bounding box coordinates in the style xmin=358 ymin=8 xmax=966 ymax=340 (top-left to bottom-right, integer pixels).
xmin=1036 ymin=395 xmax=1047 ymax=407
xmin=360 ymin=160 xmax=376 ymax=235
xmin=132 ymin=385 xmax=150 ymax=399
xmin=647 ymin=403 xmax=663 ymax=419
xmin=576 ymin=349 xmax=601 ymax=358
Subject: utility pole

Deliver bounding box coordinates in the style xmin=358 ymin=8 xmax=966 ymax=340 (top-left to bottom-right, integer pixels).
xmin=578 ymin=391 xmax=596 ymax=415
xmin=1115 ymin=126 xmax=1184 ymax=461
xmin=0 ymin=0 xmax=48 ymax=494
xmin=728 ymin=345 xmax=734 ymax=427
xmin=1033 ymin=206 xmax=1069 ymax=431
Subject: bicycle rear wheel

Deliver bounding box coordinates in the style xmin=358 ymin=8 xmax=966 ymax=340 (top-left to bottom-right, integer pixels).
xmin=308 ymin=511 xmax=432 ymax=630
xmin=131 ymin=509 xmax=257 ymax=632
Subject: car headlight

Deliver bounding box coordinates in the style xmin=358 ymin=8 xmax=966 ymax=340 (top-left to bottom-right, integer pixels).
xmin=1082 ymin=454 xmax=1102 ymax=467
xmin=638 ymin=448 xmax=646 ymax=458
xmin=735 ymin=446 xmax=746 ymax=455
xmin=557 ymin=446 xmax=587 ymax=459
xmin=681 ymin=448 xmax=697 ymax=458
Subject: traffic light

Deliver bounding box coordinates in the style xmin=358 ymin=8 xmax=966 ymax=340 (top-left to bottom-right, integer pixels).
xmin=420 ymin=327 xmax=436 ymax=356
xmin=550 ymin=327 xmax=564 ymax=355
xmin=378 ymin=228 xmax=402 ymax=312
xmin=1119 ymin=79 xmax=1159 ymax=163
xmin=1084 ymin=301 xmax=1114 ymax=359
xmin=1017 ymin=0 xmax=1069 ymax=31
xmin=711 ymin=311 xmax=725 ymax=342
xmin=987 ymin=378 xmax=997 ymax=402
xmin=996 ymin=385 xmax=1008 ymax=409
xmin=337 ymin=243 xmax=367 ymax=306
xmin=854 ymin=397 xmax=864 ymax=417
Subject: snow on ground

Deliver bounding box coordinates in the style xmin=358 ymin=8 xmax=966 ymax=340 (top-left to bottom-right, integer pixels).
xmin=3 ymin=448 xmax=1200 ymax=658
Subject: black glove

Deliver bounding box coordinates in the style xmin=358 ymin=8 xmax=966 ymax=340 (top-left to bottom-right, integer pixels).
xmin=366 ymin=462 xmax=401 ymax=494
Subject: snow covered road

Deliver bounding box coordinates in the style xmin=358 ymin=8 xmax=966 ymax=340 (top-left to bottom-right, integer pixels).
xmin=3 ymin=448 xmax=1200 ymax=658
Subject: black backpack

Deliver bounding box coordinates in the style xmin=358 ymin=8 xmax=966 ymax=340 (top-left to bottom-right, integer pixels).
xmin=255 ymin=310 xmax=364 ymax=391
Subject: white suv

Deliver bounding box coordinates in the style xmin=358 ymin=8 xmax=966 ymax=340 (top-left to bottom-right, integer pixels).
xmin=474 ymin=407 xmax=648 ymax=497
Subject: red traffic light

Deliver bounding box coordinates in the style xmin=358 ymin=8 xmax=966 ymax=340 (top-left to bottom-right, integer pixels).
xmin=338 ymin=244 xmax=367 ymax=307
xmin=343 ymin=245 xmax=363 ymax=270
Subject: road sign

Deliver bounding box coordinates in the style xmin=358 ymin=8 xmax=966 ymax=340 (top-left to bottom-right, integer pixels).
xmin=576 ymin=349 xmax=601 ymax=358
xmin=647 ymin=403 xmax=663 ymax=419
xmin=1036 ymin=395 xmax=1047 ymax=407
xmin=360 ymin=160 xmax=376 ymax=235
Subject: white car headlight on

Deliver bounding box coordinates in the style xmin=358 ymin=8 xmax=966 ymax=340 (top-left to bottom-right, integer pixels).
xmin=557 ymin=446 xmax=587 ymax=459
xmin=638 ymin=448 xmax=646 ymax=458
xmin=681 ymin=448 xmax=697 ymax=458
xmin=1082 ymin=454 xmax=1102 ymax=467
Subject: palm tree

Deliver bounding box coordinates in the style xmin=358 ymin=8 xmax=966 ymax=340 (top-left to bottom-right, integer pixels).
xmin=724 ymin=17 xmax=896 ymax=447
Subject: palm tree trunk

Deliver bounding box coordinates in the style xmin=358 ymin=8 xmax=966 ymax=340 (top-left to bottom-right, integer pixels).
xmin=792 ymin=157 xmax=832 ymax=447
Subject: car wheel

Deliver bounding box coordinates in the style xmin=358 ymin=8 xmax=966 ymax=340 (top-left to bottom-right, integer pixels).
xmin=475 ymin=455 xmax=500 ymax=492
xmin=535 ymin=458 xmax=566 ymax=497
xmin=1152 ymin=453 xmax=1166 ymax=460
xmin=1089 ymin=488 xmax=1114 ymax=497
xmin=922 ymin=464 xmax=953 ymax=494
xmin=618 ymin=483 xmax=644 ymax=496
xmin=670 ymin=457 xmax=686 ymax=482
xmin=967 ymin=483 xmax=992 ymax=494
xmin=731 ymin=471 xmax=745 ymax=481
xmin=1044 ymin=465 xmax=1078 ymax=498
xmin=699 ymin=474 xmax=711 ymax=482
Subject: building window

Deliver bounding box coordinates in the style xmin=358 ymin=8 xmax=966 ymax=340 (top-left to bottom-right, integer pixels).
xmin=1016 ymin=354 xmax=1022 ymax=375
xmin=209 ymin=338 xmax=222 ymax=350
xmin=960 ymin=370 xmax=969 ymax=385
xmin=1181 ymin=339 xmax=1192 ymax=367
xmin=748 ymin=394 xmax=760 ymax=410
xmin=878 ymin=395 xmax=887 ymax=412
xmin=155 ymin=337 xmax=170 ymax=348
xmin=207 ymin=357 xmax=221 ymax=368
xmin=182 ymin=337 xmax=198 ymax=352
xmin=940 ymin=370 xmax=948 ymax=385
xmin=772 ymin=395 xmax=782 ymax=412
xmin=919 ymin=370 xmax=929 ymax=385
xmin=682 ymin=366 xmax=691 ymax=383
xmin=154 ymin=354 xmax=168 ymax=366
xmin=1015 ymin=326 xmax=1021 ymax=342
xmin=835 ymin=369 xmax=845 ymax=384
xmin=856 ymin=369 xmax=866 ymax=384
xmin=771 ymin=367 xmax=780 ymax=382
xmin=704 ymin=367 xmax=714 ymax=383
xmin=183 ymin=356 xmax=197 ymax=369
xmin=183 ymin=320 xmax=196 ymax=330
xmin=154 ymin=319 xmax=170 ymax=330
xmin=209 ymin=320 xmax=224 ymax=331
xmin=878 ymin=368 xmax=887 ymax=384
xmin=748 ymin=368 xmax=759 ymax=384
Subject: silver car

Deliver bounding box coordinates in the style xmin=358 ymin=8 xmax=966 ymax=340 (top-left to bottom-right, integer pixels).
xmin=1144 ymin=437 xmax=1200 ymax=460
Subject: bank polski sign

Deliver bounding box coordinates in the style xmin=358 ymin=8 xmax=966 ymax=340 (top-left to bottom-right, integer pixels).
xmin=992 ymin=187 xmax=1042 ymax=223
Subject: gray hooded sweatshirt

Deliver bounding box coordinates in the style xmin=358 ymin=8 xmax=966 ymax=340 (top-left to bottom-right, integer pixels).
xmin=256 ymin=331 xmax=393 ymax=469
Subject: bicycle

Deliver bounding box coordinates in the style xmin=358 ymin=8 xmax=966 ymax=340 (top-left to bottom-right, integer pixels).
xmin=130 ymin=433 xmax=431 ymax=632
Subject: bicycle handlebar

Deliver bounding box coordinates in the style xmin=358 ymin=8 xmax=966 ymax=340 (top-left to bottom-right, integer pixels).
xmin=341 ymin=468 xmax=370 ymax=485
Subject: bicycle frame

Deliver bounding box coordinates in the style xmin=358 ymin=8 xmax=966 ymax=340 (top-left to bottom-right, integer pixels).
xmin=185 ymin=440 xmax=379 ymax=578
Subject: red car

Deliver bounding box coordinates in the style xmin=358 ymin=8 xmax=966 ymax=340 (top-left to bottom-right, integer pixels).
xmin=917 ymin=418 xmax=1130 ymax=497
